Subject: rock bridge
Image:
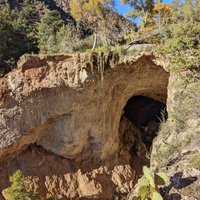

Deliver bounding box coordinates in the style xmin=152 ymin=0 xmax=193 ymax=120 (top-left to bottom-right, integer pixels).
xmin=0 ymin=53 xmax=169 ymax=199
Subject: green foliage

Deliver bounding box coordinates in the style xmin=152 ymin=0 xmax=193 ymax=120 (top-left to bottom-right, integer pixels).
xmin=159 ymin=0 xmax=200 ymax=72
xmin=6 ymin=170 xmax=57 ymax=200
xmin=121 ymin=0 xmax=154 ymax=28
xmin=56 ymin=23 xmax=79 ymax=53
xmin=152 ymin=192 xmax=163 ymax=200
xmin=37 ymin=10 xmax=64 ymax=54
xmin=70 ymin=0 xmax=110 ymax=22
xmin=70 ymin=0 xmax=116 ymax=49
xmin=156 ymin=142 xmax=178 ymax=166
xmin=113 ymin=44 xmax=123 ymax=54
xmin=0 ymin=0 xmax=129 ymax=75
xmin=1 ymin=0 xmax=199 ymax=76
xmin=133 ymin=166 xmax=168 ymax=200
xmin=7 ymin=170 xmax=41 ymax=200
xmin=155 ymin=172 xmax=168 ymax=186
xmin=0 ymin=4 xmax=38 ymax=76
xmin=77 ymin=36 xmax=95 ymax=52
xmin=69 ymin=0 xmax=85 ymax=22
xmin=95 ymin=44 xmax=111 ymax=53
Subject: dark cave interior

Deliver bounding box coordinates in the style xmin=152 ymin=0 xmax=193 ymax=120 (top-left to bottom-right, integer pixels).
xmin=123 ymin=95 xmax=167 ymax=151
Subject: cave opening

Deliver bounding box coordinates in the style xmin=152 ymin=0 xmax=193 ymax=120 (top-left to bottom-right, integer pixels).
xmin=120 ymin=95 xmax=167 ymax=161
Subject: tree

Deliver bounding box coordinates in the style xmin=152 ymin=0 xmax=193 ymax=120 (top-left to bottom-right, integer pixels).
xmin=37 ymin=10 xmax=64 ymax=54
xmin=153 ymin=3 xmax=171 ymax=28
xmin=0 ymin=0 xmax=39 ymax=76
xmin=0 ymin=4 xmax=38 ymax=76
xmin=70 ymin=0 xmax=113 ymax=49
xmin=70 ymin=0 xmax=86 ymax=22
xmin=121 ymin=0 xmax=155 ymax=28
xmin=56 ymin=23 xmax=79 ymax=53
xmin=7 ymin=170 xmax=40 ymax=200
xmin=160 ymin=0 xmax=200 ymax=71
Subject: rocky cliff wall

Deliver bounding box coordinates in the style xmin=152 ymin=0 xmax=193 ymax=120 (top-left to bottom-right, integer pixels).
xmin=0 ymin=53 xmax=169 ymax=199
xmin=151 ymin=70 xmax=200 ymax=200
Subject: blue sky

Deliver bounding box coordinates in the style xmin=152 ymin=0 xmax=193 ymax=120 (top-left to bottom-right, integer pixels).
xmin=114 ymin=0 xmax=174 ymax=23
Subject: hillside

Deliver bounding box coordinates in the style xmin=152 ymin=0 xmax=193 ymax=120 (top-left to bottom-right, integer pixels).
xmin=0 ymin=0 xmax=135 ymax=76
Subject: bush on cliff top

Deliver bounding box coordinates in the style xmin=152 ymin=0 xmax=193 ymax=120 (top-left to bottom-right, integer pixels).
xmin=159 ymin=0 xmax=200 ymax=72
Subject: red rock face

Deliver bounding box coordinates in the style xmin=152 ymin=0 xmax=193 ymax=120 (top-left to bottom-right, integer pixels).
xmin=0 ymin=53 xmax=169 ymax=199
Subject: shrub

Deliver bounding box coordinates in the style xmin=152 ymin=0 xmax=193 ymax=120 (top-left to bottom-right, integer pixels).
xmin=159 ymin=0 xmax=200 ymax=72
xmin=156 ymin=142 xmax=178 ymax=167
xmin=56 ymin=23 xmax=80 ymax=53
xmin=132 ymin=166 xmax=169 ymax=200
xmin=113 ymin=44 xmax=123 ymax=54
xmin=7 ymin=170 xmax=41 ymax=200
xmin=95 ymin=44 xmax=111 ymax=53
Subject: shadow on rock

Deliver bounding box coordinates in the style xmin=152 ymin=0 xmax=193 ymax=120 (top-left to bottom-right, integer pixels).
xmin=160 ymin=172 xmax=198 ymax=200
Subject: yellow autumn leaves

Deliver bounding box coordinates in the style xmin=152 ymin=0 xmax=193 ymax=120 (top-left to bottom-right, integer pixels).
xmin=70 ymin=0 xmax=107 ymax=22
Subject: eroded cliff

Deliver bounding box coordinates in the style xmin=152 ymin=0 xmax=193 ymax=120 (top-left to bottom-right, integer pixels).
xmin=0 ymin=53 xmax=169 ymax=199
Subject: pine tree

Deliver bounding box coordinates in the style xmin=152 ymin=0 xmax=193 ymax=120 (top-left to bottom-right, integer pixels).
xmin=37 ymin=10 xmax=64 ymax=54
xmin=56 ymin=24 xmax=79 ymax=53
xmin=0 ymin=2 xmax=38 ymax=76
xmin=7 ymin=170 xmax=41 ymax=200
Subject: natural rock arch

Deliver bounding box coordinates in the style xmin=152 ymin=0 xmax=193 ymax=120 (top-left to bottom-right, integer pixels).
xmin=0 ymin=54 xmax=169 ymax=199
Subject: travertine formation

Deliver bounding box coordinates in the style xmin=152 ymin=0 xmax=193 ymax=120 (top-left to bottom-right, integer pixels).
xmin=0 ymin=53 xmax=169 ymax=199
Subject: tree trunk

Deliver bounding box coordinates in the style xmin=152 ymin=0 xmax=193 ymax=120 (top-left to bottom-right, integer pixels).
xmin=92 ymin=33 xmax=97 ymax=51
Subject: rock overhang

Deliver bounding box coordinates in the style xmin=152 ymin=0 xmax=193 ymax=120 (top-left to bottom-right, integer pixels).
xmin=0 ymin=53 xmax=169 ymax=162
xmin=0 ymin=52 xmax=171 ymax=199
